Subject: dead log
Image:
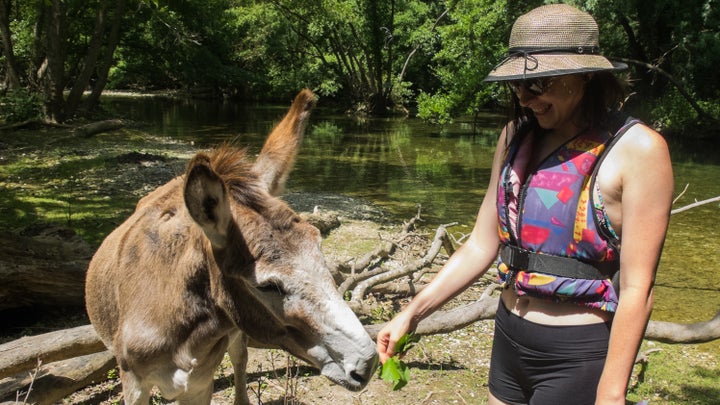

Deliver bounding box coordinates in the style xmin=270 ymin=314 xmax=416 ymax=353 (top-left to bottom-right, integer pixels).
xmin=645 ymin=309 xmax=720 ymax=343
xmin=299 ymin=208 xmax=341 ymax=236
xmin=364 ymin=294 xmax=720 ymax=344
xmin=3 ymin=307 xmax=719 ymax=383
xmin=0 ymin=325 xmax=105 ymax=380
xmin=73 ymin=119 xmax=124 ymax=138
xmin=0 ymin=226 xmax=93 ymax=311
xmin=0 ymin=351 xmax=115 ymax=405
xmin=336 ymin=211 xmax=422 ymax=288
xmin=332 ymin=208 xmax=420 ymax=276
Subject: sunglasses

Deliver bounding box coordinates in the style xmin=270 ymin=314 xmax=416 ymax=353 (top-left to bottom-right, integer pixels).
xmin=507 ymin=77 xmax=556 ymax=96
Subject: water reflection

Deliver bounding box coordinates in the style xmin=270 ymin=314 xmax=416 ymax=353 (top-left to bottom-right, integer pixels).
xmin=101 ymin=96 xmax=720 ymax=333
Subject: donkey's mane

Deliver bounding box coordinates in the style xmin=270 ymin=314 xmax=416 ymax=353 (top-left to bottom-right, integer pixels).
xmin=205 ymin=144 xmax=266 ymax=210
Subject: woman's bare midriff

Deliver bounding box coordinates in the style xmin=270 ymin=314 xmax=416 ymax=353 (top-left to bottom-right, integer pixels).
xmin=501 ymin=288 xmax=613 ymax=325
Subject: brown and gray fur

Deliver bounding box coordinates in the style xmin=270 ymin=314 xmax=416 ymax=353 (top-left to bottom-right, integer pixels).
xmin=85 ymin=89 xmax=378 ymax=404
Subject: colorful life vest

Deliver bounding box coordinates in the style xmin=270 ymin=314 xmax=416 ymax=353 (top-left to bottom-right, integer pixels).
xmin=496 ymin=118 xmax=639 ymax=312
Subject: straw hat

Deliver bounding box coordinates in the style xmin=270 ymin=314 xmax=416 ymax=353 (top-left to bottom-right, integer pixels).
xmin=484 ymin=4 xmax=627 ymax=82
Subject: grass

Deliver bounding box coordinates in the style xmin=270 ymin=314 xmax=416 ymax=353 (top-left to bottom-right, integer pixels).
xmin=0 ymin=127 xmax=192 ymax=246
xmin=626 ymin=342 xmax=720 ymax=404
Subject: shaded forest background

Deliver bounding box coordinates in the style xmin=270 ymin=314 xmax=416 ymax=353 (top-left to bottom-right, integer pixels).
xmin=1 ymin=0 xmax=719 ymax=132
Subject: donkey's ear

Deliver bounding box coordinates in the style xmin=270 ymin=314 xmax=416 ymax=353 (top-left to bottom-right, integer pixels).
xmin=184 ymin=155 xmax=231 ymax=249
xmin=253 ymin=89 xmax=316 ymax=196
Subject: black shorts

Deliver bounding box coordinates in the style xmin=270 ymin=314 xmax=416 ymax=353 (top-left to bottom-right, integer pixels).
xmin=488 ymin=300 xmax=612 ymax=405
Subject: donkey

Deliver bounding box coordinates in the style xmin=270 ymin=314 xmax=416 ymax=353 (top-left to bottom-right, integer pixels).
xmin=85 ymin=89 xmax=378 ymax=404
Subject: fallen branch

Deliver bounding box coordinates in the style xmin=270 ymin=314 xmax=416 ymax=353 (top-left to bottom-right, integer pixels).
xmin=644 ymin=309 xmax=720 ymax=344
xmin=0 ymin=305 xmax=718 ymax=401
xmin=0 ymin=351 xmax=116 ymax=405
xmin=364 ymin=293 xmax=498 ymax=339
xmin=671 ymin=195 xmax=720 ymax=215
xmin=335 ymin=209 xmax=421 ymax=277
xmin=73 ymin=119 xmax=124 ymax=138
xmin=0 ymin=325 xmax=105 ymax=380
xmin=0 ymin=119 xmax=72 ymax=131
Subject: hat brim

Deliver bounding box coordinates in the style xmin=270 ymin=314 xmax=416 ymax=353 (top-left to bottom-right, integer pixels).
xmin=484 ymin=54 xmax=627 ymax=82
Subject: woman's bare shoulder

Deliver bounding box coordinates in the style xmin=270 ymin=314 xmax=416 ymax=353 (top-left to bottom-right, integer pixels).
xmin=618 ymin=123 xmax=669 ymax=155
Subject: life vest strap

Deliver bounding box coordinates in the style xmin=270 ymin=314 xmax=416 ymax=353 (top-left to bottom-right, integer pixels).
xmin=500 ymin=244 xmax=618 ymax=280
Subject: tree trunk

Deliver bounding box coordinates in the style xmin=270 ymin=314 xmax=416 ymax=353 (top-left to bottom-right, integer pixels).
xmin=39 ymin=0 xmax=68 ymax=122
xmin=0 ymin=0 xmax=21 ymax=89
xmin=63 ymin=1 xmax=112 ymax=118
xmin=0 ymin=226 xmax=93 ymax=311
xmin=82 ymin=0 xmax=127 ymax=113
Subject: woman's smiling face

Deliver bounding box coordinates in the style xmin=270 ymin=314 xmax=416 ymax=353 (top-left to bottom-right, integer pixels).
xmin=512 ymin=74 xmax=587 ymax=137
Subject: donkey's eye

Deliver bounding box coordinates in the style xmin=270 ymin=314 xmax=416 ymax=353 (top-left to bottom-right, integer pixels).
xmin=257 ymin=282 xmax=286 ymax=296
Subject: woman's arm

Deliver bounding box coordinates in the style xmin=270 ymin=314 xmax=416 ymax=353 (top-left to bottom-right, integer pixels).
xmin=596 ymin=124 xmax=674 ymax=404
xmin=376 ymin=125 xmax=510 ymax=363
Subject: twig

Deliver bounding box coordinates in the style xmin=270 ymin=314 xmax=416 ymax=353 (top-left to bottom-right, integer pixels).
xmin=20 ymin=358 xmax=42 ymax=404
xmin=671 ymin=195 xmax=720 ymax=215
xmin=672 ymin=183 xmax=690 ymax=205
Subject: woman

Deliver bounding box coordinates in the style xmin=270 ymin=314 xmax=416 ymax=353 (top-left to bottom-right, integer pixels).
xmin=376 ymin=4 xmax=674 ymax=405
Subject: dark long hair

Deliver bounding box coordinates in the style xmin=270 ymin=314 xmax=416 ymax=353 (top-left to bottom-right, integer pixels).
xmin=505 ymin=72 xmax=629 ymax=149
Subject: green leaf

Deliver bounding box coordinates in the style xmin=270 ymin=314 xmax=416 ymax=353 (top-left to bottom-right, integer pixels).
xmin=395 ymin=332 xmax=421 ymax=354
xmin=379 ymin=333 xmax=421 ymax=391
xmin=380 ymin=357 xmax=409 ymax=390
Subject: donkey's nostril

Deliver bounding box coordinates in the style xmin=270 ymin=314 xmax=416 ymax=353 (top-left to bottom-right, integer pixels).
xmin=349 ymin=370 xmax=366 ymax=384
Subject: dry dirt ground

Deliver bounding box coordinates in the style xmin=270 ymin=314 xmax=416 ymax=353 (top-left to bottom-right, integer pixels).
xmin=64 ymin=324 xmax=496 ymax=405
xmin=65 ymin=317 xmax=496 ymax=405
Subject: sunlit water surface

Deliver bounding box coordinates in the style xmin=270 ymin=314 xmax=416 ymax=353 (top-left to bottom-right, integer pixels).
xmin=102 ymin=96 xmax=720 ymax=348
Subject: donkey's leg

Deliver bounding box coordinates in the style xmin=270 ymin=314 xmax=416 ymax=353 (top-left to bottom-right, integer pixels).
xmin=227 ymin=330 xmax=250 ymax=405
xmin=119 ymin=369 xmax=151 ymax=405
xmin=174 ymin=382 xmax=213 ymax=405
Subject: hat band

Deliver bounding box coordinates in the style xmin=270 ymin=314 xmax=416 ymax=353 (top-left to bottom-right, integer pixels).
xmin=508 ymin=46 xmax=601 ymax=55
xmin=494 ymin=46 xmax=602 ymax=78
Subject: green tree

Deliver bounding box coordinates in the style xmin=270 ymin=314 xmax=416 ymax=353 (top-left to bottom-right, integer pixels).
xmin=571 ymin=0 xmax=720 ymax=129
xmin=1 ymin=0 xmax=716 ymax=130
xmin=109 ymin=0 xmax=245 ymax=95
xmin=0 ymin=0 xmax=128 ymax=122
xmin=246 ymin=0 xmax=448 ymax=113
xmin=415 ymin=0 xmax=509 ymax=124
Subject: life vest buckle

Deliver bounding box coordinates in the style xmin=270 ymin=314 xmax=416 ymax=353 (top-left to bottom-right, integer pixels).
xmin=500 ymin=245 xmax=530 ymax=270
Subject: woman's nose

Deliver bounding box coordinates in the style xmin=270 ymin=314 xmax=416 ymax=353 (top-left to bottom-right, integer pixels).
xmin=516 ymin=87 xmax=535 ymax=106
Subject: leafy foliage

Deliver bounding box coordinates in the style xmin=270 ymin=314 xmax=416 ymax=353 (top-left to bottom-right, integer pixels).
xmin=0 ymin=0 xmax=717 ymax=130
xmin=416 ymin=0 xmax=508 ymax=123
xmin=0 ymin=89 xmax=41 ymax=124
